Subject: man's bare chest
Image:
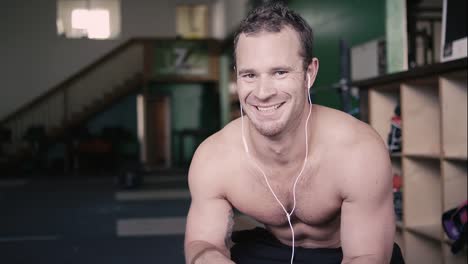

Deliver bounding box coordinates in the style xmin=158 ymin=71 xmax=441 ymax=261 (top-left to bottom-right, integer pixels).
xmin=226 ymin=168 xmax=342 ymax=227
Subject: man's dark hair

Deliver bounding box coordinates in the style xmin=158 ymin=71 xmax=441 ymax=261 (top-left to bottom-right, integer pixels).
xmin=233 ymin=3 xmax=314 ymax=70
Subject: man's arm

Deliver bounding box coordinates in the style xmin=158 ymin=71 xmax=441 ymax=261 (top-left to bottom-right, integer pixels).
xmin=184 ymin=139 xmax=235 ymax=264
xmin=340 ymin=138 xmax=395 ymax=264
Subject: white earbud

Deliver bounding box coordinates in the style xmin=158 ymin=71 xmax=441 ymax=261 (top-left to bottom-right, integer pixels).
xmin=307 ymin=74 xmax=312 ymax=104
xmin=240 ymin=103 xmax=249 ymax=153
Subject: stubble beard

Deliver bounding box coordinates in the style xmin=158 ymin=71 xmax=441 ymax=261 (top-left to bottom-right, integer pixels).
xmin=251 ymin=118 xmax=286 ymax=137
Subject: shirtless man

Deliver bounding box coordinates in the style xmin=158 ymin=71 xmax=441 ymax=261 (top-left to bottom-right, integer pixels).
xmin=185 ymin=3 xmax=401 ymax=264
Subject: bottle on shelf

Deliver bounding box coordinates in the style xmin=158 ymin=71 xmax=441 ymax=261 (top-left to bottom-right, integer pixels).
xmin=393 ymin=173 xmax=403 ymax=222
xmin=387 ymin=104 xmax=402 ymax=154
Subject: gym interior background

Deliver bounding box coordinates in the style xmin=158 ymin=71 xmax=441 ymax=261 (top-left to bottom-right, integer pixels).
xmin=0 ymin=0 xmax=466 ymax=263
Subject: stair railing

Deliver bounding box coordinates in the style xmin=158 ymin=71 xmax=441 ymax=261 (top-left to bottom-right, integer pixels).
xmin=1 ymin=39 xmax=144 ymax=155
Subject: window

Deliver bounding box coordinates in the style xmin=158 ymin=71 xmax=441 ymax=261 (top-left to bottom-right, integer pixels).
xmin=57 ymin=0 xmax=121 ymax=39
xmin=176 ymin=4 xmax=209 ymax=39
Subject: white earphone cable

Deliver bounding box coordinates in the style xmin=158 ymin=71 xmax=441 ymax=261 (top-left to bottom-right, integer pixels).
xmin=240 ymin=74 xmax=312 ymax=264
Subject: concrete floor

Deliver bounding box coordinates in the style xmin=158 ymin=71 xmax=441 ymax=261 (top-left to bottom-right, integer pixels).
xmin=0 ymin=174 xmax=190 ymax=264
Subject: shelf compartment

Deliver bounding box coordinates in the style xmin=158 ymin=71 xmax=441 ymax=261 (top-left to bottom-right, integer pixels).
xmin=401 ymin=79 xmax=441 ymax=156
xmin=406 ymin=223 xmax=442 ymax=242
xmin=368 ymin=87 xmax=400 ymax=144
xmin=404 ymin=231 xmax=442 ymax=264
xmin=440 ymin=71 xmax=468 ymax=160
xmin=443 ymin=243 xmax=467 ymax=264
xmin=403 ymin=158 xmax=442 ymax=232
xmin=442 ymin=160 xmax=467 ymax=212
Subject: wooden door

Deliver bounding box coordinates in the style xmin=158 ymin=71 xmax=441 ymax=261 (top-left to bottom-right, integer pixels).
xmin=147 ymin=95 xmax=171 ymax=168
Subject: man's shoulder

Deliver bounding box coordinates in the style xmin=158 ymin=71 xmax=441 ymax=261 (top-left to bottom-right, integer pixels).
xmin=316 ymin=105 xmax=390 ymax=174
xmin=315 ymin=107 xmax=392 ymax=199
xmin=188 ymin=119 xmax=244 ymax=197
xmin=315 ymin=105 xmax=382 ymax=149
xmin=189 ymin=119 xmax=243 ymax=175
xmin=195 ymin=118 xmax=243 ymax=157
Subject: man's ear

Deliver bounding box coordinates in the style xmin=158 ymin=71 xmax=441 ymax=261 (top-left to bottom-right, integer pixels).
xmin=306 ymin=58 xmax=319 ymax=87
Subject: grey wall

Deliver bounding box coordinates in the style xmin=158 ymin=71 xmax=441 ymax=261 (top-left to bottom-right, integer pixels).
xmin=224 ymin=0 xmax=248 ymax=35
xmin=0 ymin=0 xmax=244 ymax=120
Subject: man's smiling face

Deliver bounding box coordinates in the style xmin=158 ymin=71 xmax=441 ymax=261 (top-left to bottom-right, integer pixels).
xmin=236 ymin=26 xmax=308 ymax=137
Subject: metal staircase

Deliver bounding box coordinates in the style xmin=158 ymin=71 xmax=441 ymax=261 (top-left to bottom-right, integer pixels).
xmin=0 ymin=39 xmax=145 ymax=158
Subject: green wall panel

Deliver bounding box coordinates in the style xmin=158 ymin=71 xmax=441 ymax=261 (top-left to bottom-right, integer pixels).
xmin=289 ymin=0 xmax=386 ymax=110
xmin=150 ymin=83 xmax=220 ymax=166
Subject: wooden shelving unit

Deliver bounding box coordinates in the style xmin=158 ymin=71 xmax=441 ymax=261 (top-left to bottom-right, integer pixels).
xmin=356 ymin=58 xmax=467 ymax=264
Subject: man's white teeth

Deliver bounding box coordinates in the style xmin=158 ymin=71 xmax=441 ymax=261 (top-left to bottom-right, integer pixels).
xmin=257 ymin=103 xmax=281 ymax=112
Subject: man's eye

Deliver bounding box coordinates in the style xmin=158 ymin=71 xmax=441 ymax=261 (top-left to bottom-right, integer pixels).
xmin=275 ymin=71 xmax=288 ymax=76
xmin=242 ymin=73 xmax=255 ymax=78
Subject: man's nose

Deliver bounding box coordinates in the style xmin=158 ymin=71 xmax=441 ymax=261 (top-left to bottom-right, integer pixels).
xmin=254 ymin=75 xmax=277 ymax=100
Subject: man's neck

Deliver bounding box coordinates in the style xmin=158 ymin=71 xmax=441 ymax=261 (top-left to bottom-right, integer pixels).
xmin=246 ymin=104 xmax=313 ymax=167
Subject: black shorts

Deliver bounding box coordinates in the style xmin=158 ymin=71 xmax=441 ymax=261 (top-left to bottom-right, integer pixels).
xmin=230 ymin=227 xmax=405 ymax=264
